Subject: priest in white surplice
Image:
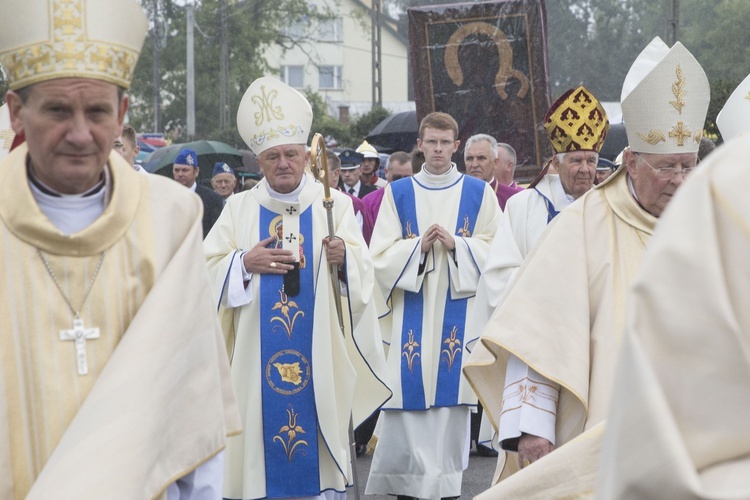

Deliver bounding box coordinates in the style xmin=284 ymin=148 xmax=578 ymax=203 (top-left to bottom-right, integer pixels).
xmin=0 ymin=1 xmax=241 ymax=499
xmin=463 ymin=37 xmax=710 ymax=498
xmin=465 ymin=86 xmax=608 ymax=458
xmin=204 ymin=77 xmax=391 ymax=500
xmin=598 ymin=74 xmax=750 ymax=500
xmin=366 ymin=112 xmax=501 ymax=500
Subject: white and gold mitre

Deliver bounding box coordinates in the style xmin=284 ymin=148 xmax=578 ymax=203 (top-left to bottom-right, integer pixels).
xmin=716 ymin=73 xmax=750 ymax=142
xmin=236 ymin=77 xmax=313 ymax=156
xmin=0 ymin=0 xmax=148 ymax=90
xmin=621 ymin=37 xmax=709 ymax=154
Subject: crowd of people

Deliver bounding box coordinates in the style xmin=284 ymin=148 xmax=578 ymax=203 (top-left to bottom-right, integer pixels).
xmin=2 ymin=1 xmax=750 ymax=499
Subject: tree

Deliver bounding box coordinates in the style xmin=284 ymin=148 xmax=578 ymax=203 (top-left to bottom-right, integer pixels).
xmin=129 ymin=0 xmax=334 ymax=147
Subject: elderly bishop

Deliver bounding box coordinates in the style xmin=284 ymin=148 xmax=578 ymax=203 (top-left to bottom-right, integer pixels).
xmin=203 ymin=77 xmax=391 ymax=500
xmin=464 ymin=37 xmax=710 ymax=497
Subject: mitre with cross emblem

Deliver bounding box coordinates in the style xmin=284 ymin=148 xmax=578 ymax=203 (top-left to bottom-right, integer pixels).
xmin=621 ymin=37 xmax=709 ymax=155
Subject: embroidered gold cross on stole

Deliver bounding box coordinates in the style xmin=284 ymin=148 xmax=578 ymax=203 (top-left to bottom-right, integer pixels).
xmin=60 ymin=316 xmax=100 ymax=375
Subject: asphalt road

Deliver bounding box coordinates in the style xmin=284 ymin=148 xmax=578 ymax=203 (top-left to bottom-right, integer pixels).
xmin=348 ymin=447 xmax=498 ymax=499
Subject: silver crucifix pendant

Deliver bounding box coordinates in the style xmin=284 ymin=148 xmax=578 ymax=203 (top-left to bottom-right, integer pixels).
xmin=59 ymin=316 xmax=101 ymax=375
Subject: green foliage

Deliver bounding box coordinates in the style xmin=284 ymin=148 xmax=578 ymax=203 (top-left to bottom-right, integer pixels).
xmin=306 ymin=90 xmax=391 ymax=148
xmin=129 ymin=0 xmax=332 ymax=141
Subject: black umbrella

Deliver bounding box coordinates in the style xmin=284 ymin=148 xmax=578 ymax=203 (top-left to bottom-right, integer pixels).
xmin=366 ymin=110 xmax=419 ymax=154
xmin=141 ymin=140 xmax=245 ymax=185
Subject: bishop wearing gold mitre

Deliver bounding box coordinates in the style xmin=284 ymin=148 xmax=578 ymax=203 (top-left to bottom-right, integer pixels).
xmin=464 ymin=36 xmax=710 ymax=498
xmin=0 ymin=1 xmax=240 ymax=498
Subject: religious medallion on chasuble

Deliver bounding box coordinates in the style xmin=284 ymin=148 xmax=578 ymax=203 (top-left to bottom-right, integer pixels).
xmin=259 ymin=205 xmax=321 ymax=497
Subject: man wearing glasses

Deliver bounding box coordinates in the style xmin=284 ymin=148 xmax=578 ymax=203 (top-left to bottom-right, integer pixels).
xmin=464 ymin=36 xmax=709 ymax=497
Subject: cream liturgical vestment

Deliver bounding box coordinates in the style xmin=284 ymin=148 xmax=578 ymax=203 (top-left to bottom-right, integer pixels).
xmin=598 ymin=138 xmax=750 ymax=499
xmin=366 ymin=166 xmax=500 ymax=498
xmin=0 ymin=146 xmax=240 ymax=500
xmin=203 ymin=173 xmax=391 ymax=500
xmin=465 ymin=166 xmax=656 ymax=498
xmin=469 ymin=174 xmax=573 ymax=358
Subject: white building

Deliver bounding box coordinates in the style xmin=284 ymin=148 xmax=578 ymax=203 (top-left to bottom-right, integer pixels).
xmin=265 ymin=0 xmax=413 ymax=120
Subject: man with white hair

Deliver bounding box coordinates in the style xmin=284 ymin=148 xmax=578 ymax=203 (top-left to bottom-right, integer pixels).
xmin=204 ymin=77 xmax=390 ymax=500
xmin=0 ymin=1 xmax=239 ymax=497
xmin=598 ymin=70 xmax=750 ymax=499
xmin=464 ymin=134 xmax=524 ymax=211
xmin=464 ymin=37 xmax=710 ymax=497
xmin=466 ymin=87 xmax=608 ymax=416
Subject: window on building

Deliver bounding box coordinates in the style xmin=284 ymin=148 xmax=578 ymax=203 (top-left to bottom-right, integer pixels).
xmin=280 ymin=65 xmax=304 ymax=88
xmin=318 ymin=17 xmax=343 ymax=42
xmin=318 ymin=66 xmax=342 ymax=89
xmin=281 ymin=17 xmax=306 ymax=40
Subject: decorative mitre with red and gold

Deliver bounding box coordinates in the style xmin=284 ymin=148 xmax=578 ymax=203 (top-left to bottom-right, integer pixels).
xmin=0 ymin=0 xmax=148 ymax=90
xmin=543 ymin=86 xmax=609 ymax=154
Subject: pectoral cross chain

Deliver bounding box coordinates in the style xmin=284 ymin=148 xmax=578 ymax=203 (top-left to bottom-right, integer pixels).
xmin=60 ymin=316 xmax=100 ymax=375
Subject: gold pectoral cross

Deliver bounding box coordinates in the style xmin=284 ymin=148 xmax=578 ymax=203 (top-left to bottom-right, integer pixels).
xmin=60 ymin=316 xmax=100 ymax=375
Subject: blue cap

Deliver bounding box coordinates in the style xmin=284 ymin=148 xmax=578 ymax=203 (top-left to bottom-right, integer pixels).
xmin=338 ymin=149 xmax=363 ymax=169
xmin=213 ymin=162 xmax=235 ymax=177
xmin=175 ymin=148 xmax=198 ymax=167
xmin=597 ymin=158 xmax=615 ymax=171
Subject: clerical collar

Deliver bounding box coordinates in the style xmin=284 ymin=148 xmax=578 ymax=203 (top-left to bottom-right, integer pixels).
xmin=27 ymin=163 xmax=106 ymax=198
xmin=27 ymin=164 xmax=109 ymax=235
xmin=265 ymin=174 xmax=307 ymax=202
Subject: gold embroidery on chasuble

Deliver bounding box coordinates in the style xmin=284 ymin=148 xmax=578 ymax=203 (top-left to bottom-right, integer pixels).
xmin=404 ymin=220 xmax=417 ymax=239
xmin=441 ymin=326 xmax=462 ymax=371
xmin=402 ymin=330 xmax=420 ymax=373
xmin=273 ymin=406 xmax=309 ymax=462
xmin=270 ymin=290 xmax=304 ymax=340
xmin=266 ymin=349 xmax=311 ymax=396
xmin=457 ymin=216 xmax=472 ymax=237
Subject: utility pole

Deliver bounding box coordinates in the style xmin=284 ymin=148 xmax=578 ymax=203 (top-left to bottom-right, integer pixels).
xmin=219 ymin=0 xmax=230 ymax=130
xmin=371 ymin=0 xmax=382 ymax=108
xmin=152 ymin=0 xmax=162 ymax=133
xmin=187 ymin=3 xmax=195 ymax=138
xmin=664 ymin=0 xmax=679 ymax=45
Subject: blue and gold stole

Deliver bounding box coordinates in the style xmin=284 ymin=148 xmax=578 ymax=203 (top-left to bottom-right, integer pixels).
xmin=259 ymin=204 xmax=320 ymax=498
xmin=390 ymin=175 xmax=485 ymax=410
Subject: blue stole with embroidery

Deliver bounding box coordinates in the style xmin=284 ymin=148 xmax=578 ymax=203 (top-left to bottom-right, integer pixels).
xmin=390 ymin=175 xmax=484 ymax=409
xmin=259 ymin=205 xmax=320 ymax=498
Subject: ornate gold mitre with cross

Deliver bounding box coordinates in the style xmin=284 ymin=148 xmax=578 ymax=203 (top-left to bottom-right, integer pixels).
xmin=621 ymin=37 xmax=709 ymax=154
xmin=543 ymin=85 xmax=609 ymax=154
xmin=0 ymin=0 xmax=148 ymax=90
xmin=716 ymin=72 xmax=750 ymax=142
xmin=236 ymin=77 xmax=313 ymax=155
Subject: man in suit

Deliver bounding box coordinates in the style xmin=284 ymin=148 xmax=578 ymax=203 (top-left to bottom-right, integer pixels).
xmin=339 ymin=148 xmax=377 ymax=199
xmin=172 ymin=148 xmax=224 ymax=237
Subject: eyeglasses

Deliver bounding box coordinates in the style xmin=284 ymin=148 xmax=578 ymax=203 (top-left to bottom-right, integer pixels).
xmin=635 ymin=153 xmax=695 ymax=180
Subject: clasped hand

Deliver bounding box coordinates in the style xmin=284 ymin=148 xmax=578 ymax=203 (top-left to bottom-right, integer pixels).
xmin=420 ymin=224 xmax=456 ymax=254
xmin=243 ymin=235 xmax=345 ymax=274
